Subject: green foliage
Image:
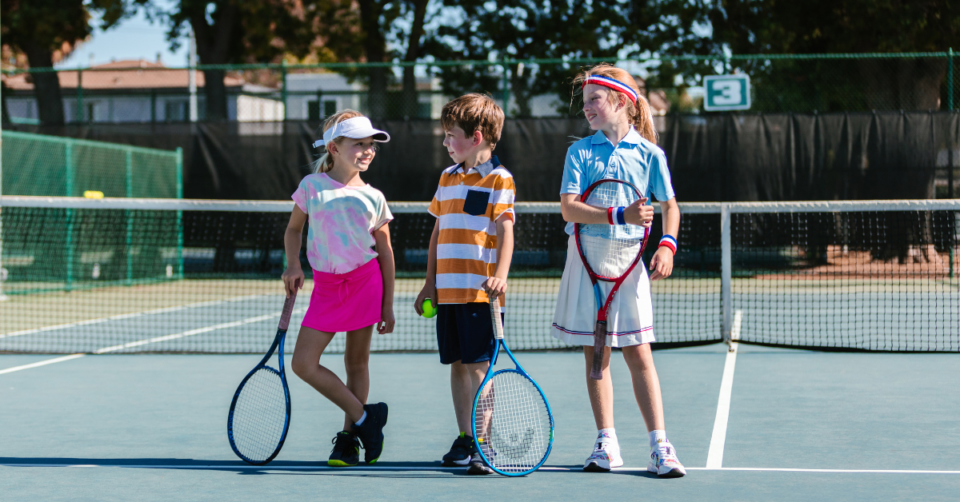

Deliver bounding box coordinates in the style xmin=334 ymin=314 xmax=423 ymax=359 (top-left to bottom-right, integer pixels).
xmin=707 ymin=0 xmax=960 ymax=111
xmin=1 ymin=0 xmax=143 ymax=57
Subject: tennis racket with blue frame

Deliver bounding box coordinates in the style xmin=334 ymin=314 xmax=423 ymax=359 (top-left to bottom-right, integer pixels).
xmin=471 ymin=296 xmax=555 ymax=476
xmin=227 ymin=293 xmax=296 ymax=465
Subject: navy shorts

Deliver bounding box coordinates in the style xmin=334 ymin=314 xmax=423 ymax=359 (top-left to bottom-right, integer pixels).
xmin=436 ymin=303 xmax=501 ymax=365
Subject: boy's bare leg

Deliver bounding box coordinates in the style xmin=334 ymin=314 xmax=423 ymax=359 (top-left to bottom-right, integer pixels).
xmin=621 ymin=343 xmax=665 ymax=432
xmin=451 ymin=360 xmax=490 ymax=434
xmin=583 ymin=345 xmax=615 ymax=429
xmin=341 ymin=325 xmax=374 ymax=430
xmin=291 ymin=326 xmax=365 ymax=424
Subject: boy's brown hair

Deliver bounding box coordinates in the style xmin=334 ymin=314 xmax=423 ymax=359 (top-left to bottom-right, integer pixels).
xmin=440 ymin=93 xmax=505 ymax=149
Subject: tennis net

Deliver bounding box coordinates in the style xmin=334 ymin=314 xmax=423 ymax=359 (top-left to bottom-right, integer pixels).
xmin=1 ymin=196 xmax=957 ymax=354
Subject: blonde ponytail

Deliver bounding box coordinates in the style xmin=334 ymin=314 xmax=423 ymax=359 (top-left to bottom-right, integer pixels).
xmin=312 ymin=109 xmax=365 ymax=173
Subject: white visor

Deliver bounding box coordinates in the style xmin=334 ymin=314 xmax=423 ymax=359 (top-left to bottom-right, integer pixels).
xmin=313 ymin=117 xmax=390 ymax=148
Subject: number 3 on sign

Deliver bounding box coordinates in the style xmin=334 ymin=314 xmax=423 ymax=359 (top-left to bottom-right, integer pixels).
xmin=704 ymin=75 xmax=751 ymax=111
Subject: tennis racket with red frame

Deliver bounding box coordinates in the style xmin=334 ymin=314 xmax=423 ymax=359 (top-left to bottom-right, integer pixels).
xmin=575 ymin=179 xmax=650 ymax=380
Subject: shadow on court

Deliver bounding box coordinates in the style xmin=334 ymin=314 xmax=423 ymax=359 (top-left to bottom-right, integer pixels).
xmin=1 ymin=349 xmax=958 ymax=500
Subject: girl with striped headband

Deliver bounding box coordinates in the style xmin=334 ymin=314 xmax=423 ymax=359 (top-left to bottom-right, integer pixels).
xmin=553 ymin=64 xmax=686 ymax=477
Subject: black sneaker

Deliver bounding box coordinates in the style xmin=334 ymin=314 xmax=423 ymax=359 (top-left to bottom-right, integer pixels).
xmin=441 ymin=433 xmax=475 ymax=467
xmin=467 ymin=453 xmax=494 ymax=475
xmin=353 ymin=402 xmax=388 ymax=464
xmin=327 ymin=431 xmax=360 ymax=467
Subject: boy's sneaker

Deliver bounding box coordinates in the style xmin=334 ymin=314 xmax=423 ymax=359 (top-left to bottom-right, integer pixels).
xmin=327 ymin=431 xmax=360 ymax=467
xmin=441 ymin=433 xmax=475 ymax=467
xmin=353 ymin=402 xmax=388 ymax=464
xmin=647 ymin=440 xmax=686 ymax=478
xmin=466 ymin=453 xmax=494 ymax=475
xmin=583 ymin=435 xmax=623 ymax=472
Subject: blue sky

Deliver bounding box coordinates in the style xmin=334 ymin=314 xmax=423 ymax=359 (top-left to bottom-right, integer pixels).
xmin=55 ymin=2 xmax=188 ymax=69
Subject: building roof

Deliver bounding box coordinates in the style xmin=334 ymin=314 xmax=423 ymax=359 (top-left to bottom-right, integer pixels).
xmin=2 ymin=60 xmax=245 ymax=91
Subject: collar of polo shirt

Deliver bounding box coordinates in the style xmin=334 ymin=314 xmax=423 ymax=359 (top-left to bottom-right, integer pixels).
xmin=456 ymin=155 xmax=500 ymax=177
xmin=591 ymin=126 xmax=643 ymax=146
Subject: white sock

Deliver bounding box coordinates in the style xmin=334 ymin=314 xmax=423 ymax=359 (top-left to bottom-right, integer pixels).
xmin=649 ymin=429 xmax=667 ymax=448
xmin=597 ymin=428 xmax=618 ymax=447
xmin=354 ymin=410 xmax=368 ymax=427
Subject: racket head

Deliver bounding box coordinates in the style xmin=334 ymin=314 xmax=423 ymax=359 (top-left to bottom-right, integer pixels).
xmin=472 ymin=367 xmax=555 ymax=476
xmin=575 ymin=179 xmax=649 ymax=280
xmin=227 ymin=352 xmax=291 ymax=465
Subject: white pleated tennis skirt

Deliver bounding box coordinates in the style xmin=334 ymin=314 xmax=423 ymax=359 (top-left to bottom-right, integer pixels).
xmin=551 ymin=236 xmax=656 ymax=347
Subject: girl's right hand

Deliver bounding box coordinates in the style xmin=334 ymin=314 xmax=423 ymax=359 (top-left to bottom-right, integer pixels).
xmin=624 ymin=197 xmax=654 ymax=227
xmin=414 ymin=284 xmax=437 ymax=316
xmin=281 ymin=266 xmax=304 ymax=298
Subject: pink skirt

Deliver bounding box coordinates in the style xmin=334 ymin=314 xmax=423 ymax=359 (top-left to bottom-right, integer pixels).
xmin=301 ymin=258 xmax=383 ymax=333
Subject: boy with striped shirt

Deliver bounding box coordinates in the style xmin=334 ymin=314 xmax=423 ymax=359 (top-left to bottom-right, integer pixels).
xmin=414 ymin=94 xmax=515 ymax=475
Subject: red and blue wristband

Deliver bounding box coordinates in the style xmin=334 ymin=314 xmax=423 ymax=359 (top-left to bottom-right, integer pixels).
xmin=659 ymin=235 xmax=677 ymax=254
xmin=607 ymin=207 xmax=627 ymax=225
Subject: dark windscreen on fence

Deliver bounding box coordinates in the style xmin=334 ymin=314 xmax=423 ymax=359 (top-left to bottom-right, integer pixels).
xmin=6 ymin=111 xmax=958 ymax=202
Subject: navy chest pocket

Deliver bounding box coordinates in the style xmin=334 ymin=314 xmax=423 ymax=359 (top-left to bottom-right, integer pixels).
xmin=462 ymin=189 xmax=490 ymax=216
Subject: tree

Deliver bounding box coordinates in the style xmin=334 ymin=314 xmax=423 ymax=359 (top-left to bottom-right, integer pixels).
xmin=1 ymin=0 xmax=137 ymax=125
xmin=708 ymin=0 xmax=960 ymax=111
xmin=161 ymin=1 xmax=320 ymax=120
xmin=422 ymin=0 xmax=634 ymax=117
xmin=400 ymin=0 xmax=430 ymax=119
xmin=420 ymin=0 xmax=711 ymax=117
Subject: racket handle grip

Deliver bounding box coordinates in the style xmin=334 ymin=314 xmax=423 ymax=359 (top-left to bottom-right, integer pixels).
xmin=590 ymin=322 xmax=606 ymax=380
xmin=489 ymin=296 xmax=504 ymax=340
xmin=279 ymin=293 xmax=297 ymax=331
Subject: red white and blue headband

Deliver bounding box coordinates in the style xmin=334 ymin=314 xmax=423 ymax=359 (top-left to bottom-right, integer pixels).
xmin=582 ymin=75 xmax=639 ymax=104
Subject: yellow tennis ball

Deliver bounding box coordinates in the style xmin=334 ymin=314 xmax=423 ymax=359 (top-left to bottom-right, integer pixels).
xmin=421 ymin=299 xmax=436 ymax=318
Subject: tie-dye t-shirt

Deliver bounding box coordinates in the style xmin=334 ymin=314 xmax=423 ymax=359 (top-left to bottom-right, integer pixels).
xmin=291 ymin=173 xmax=393 ymax=274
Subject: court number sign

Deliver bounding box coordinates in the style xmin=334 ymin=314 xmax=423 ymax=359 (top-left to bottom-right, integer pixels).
xmin=704 ymin=75 xmax=751 ymax=111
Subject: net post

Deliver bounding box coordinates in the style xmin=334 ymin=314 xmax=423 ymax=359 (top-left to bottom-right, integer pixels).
xmin=280 ymin=60 xmax=288 ymax=121
xmin=0 ymin=115 xmax=5 ymax=301
xmin=125 ymin=149 xmax=133 ymax=286
xmin=501 ymin=61 xmax=510 ymax=115
xmin=720 ymin=203 xmax=732 ymax=346
xmin=175 ymin=147 xmax=184 ymax=280
xmin=948 ymin=48 xmax=954 ymax=111
xmin=65 ymin=140 xmax=75 ymax=291
xmin=76 ymin=69 xmax=84 ymax=124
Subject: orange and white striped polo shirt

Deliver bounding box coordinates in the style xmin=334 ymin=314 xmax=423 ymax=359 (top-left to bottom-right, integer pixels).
xmin=427 ymin=155 xmax=516 ymax=305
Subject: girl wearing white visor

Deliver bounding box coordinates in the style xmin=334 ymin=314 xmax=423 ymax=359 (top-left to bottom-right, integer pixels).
xmin=282 ymin=110 xmax=396 ymax=467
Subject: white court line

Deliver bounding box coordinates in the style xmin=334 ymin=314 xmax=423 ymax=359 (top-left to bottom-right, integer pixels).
xmin=706 ymin=309 xmax=742 ymax=469
xmin=0 ymin=294 xmax=275 ymax=340
xmin=1 ymin=463 xmax=958 ymax=475
xmin=0 ymin=355 xmax=86 ymax=375
xmin=0 ymin=307 xmax=307 ymax=374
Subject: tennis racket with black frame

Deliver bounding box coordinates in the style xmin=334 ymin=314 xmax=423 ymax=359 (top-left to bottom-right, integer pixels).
xmin=575 ymin=179 xmax=650 ymax=380
xmin=227 ymin=293 xmax=296 ymax=465
xmin=471 ymin=297 xmax=555 ymax=476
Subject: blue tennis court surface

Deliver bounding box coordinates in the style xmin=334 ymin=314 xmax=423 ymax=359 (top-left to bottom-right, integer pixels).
xmin=1 ymin=345 xmax=958 ymax=501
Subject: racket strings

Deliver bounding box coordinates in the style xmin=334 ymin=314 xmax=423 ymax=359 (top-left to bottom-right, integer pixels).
xmin=580 ymin=182 xmax=646 ymax=278
xmin=231 ymin=365 xmax=287 ymax=462
xmin=474 ymin=371 xmax=551 ymax=473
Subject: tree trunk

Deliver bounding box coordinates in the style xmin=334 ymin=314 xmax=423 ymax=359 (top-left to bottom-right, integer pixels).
xmin=2 ymin=82 xmax=12 ymax=125
xmin=190 ymin=2 xmax=240 ymax=121
xmin=858 ymin=58 xmax=947 ymax=111
xmin=358 ymin=0 xmax=388 ymax=119
xmin=202 ymin=69 xmax=229 ymax=120
xmin=401 ymin=0 xmax=429 ymax=119
xmin=509 ymin=68 xmax=532 ymax=118
xmin=22 ymin=42 xmax=65 ymax=125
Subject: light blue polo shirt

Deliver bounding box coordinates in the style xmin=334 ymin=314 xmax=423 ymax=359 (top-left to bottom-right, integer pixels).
xmin=560 ymin=127 xmax=676 ymax=235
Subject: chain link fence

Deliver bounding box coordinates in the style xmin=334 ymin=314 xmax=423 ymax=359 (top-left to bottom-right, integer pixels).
xmin=0 ymin=131 xmax=182 ymax=197
xmin=2 ymin=52 xmax=957 ymax=124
